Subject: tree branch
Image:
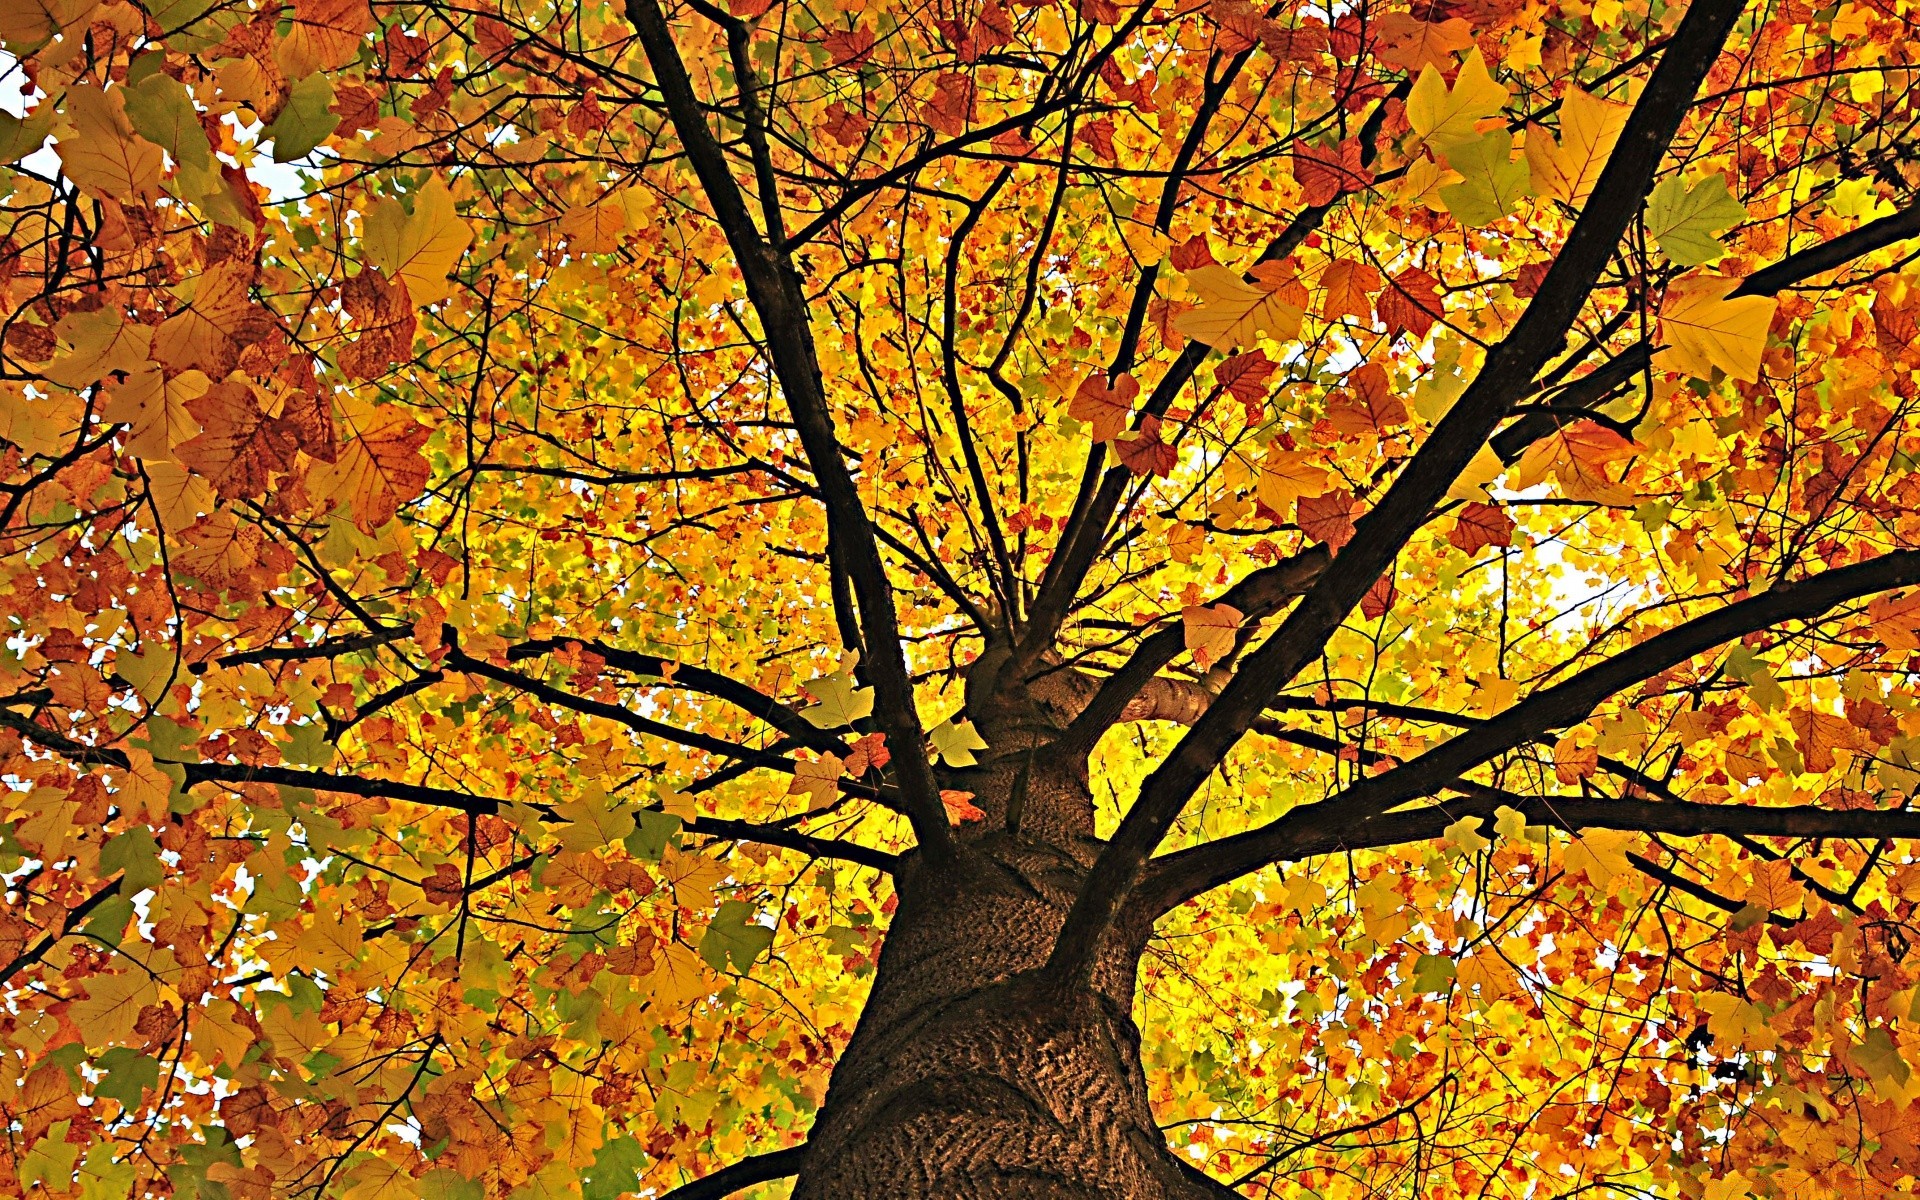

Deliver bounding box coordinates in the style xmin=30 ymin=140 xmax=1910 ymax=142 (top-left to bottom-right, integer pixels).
xmin=628 ymin=0 xmax=953 ymax=864
xmin=652 ymin=1145 xmax=807 ymax=1200
xmin=1492 ymin=198 xmax=1920 ymax=463
xmin=1139 ymin=548 xmax=1920 ymax=912
xmin=1044 ymin=0 xmax=1752 ymax=986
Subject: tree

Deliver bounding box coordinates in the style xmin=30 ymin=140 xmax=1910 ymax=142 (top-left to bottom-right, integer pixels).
xmin=4 ymin=0 xmax=1920 ymax=1191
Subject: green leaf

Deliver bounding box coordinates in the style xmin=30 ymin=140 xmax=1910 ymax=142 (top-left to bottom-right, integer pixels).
xmin=0 ymin=106 xmax=54 ymax=165
xmin=93 ymin=1047 xmax=162 ymax=1107
xmin=930 ymin=716 xmax=990 ymax=767
xmin=581 ymin=1139 xmax=649 ymax=1200
xmin=622 ymin=810 xmax=681 ymax=862
xmin=124 ymin=74 xmax=215 ymax=175
xmin=1413 ymin=954 xmax=1458 ymax=994
xmin=80 ymin=894 xmax=136 ymax=944
xmin=800 ymin=655 xmax=873 ymax=729
xmin=700 ymin=899 xmax=775 ymax=972
xmin=1646 ymin=174 xmax=1747 ymax=267
xmin=101 ymin=827 xmax=164 ymax=893
xmin=283 ymin=720 xmax=335 ymax=768
xmin=263 ymin=73 xmax=339 ymax=163
xmin=18 ymin=1121 xmax=78 ymax=1193
xmin=419 ymin=1169 xmax=486 ymax=1200
xmin=1438 ymin=131 xmax=1530 ymax=227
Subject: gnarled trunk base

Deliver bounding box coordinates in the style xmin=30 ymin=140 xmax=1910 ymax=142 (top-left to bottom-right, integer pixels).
xmin=792 ymin=759 xmax=1220 ymax=1199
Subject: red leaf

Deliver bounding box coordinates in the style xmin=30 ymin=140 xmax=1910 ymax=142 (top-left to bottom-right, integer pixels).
xmin=821 ymin=25 xmax=875 ymax=65
xmin=1169 ymin=235 xmax=1215 ymax=272
xmin=1293 ymin=139 xmax=1372 ymax=207
xmin=1360 ymin=572 xmax=1398 ymax=620
xmin=1448 ymin=502 xmax=1515 ymax=554
xmin=1114 ymin=415 xmax=1176 ymax=477
xmin=1215 ymin=350 xmax=1277 ymax=407
xmin=1297 ymin=489 xmax=1358 ymax=550
xmin=1513 ymin=262 xmax=1551 ymax=298
xmin=1378 ymin=266 xmax=1445 ymax=339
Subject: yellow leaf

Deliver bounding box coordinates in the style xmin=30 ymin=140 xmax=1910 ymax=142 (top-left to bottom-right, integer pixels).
xmin=558 ymin=201 xmax=629 ymax=253
xmin=787 ymin=752 xmax=845 ymax=809
xmin=151 ymin=261 xmax=258 ymax=374
xmin=1407 ymin=48 xmax=1509 ymax=156
xmin=0 ymin=0 xmax=96 ymax=50
xmin=56 ymin=85 xmax=165 ymax=201
xmin=1524 ymin=87 xmax=1630 ymax=206
xmin=69 ymin=970 xmax=159 ymax=1047
xmin=1181 ymin=603 xmax=1242 ymax=669
xmin=141 ymin=459 xmax=217 ymax=530
xmin=105 ymin=365 xmax=208 ymax=461
xmin=644 ymin=939 xmax=715 ymax=1010
xmin=362 ymin=175 xmax=473 ymax=307
xmin=1562 ymin=828 xmax=1633 ymax=884
xmin=44 ymin=307 xmax=152 ymax=388
xmin=1445 ymin=815 xmax=1491 ymax=855
xmin=307 ymin=395 xmax=432 ymax=530
xmin=1698 ymin=992 xmax=1776 ymax=1051
xmin=1745 ymin=859 xmax=1805 ymax=914
xmin=1552 ymin=735 xmax=1597 ymax=783
xmin=1173 ymin=264 xmax=1304 ymax=350
xmin=1658 ymin=274 xmax=1776 ymax=382
xmin=1255 ymin=447 xmax=1328 ymax=514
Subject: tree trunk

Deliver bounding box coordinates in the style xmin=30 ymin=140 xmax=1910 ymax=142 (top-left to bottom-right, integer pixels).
xmin=792 ymin=752 xmax=1224 ymax=1199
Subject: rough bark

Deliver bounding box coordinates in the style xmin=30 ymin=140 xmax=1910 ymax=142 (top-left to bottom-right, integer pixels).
xmin=791 ymin=680 xmax=1217 ymax=1198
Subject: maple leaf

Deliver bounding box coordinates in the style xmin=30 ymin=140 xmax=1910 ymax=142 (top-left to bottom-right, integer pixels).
xmin=362 ymin=175 xmax=473 ymax=307
xmin=1174 ymin=262 xmax=1307 ymax=349
xmin=1524 ymin=87 xmax=1630 ymax=207
xmin=1069 ymin=372 xmax=1138 ymax=443
xmin=1182 ymin=603 xmax=1242 ymax=668
xmin=1658 ymin=274 xmax=1777 ymax=382
xmin=1372 ymin=13 xmax=1475 ymax=73
xmin=1447 ymin=501 xmax=1514 ymax=554
xmin=1407 ymin=48 xmax=1509 ymax=155
xmin=1296 ymin=490 xmax=1358 ymax=550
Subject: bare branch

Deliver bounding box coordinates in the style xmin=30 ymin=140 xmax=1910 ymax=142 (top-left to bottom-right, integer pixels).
xmin=1044 ymin=0 xmax=1753 ymax=986
xmin=1139 ymin=548 xmax=1920 ymax=912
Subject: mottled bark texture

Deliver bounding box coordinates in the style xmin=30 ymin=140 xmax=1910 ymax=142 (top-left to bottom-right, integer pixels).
xmin=791 ymin=656 xmax=1230 ymax=1199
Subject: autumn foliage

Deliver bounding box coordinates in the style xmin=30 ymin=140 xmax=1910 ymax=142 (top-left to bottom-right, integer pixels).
xmin=5 ymin=0 xmax=1920 ymax=1191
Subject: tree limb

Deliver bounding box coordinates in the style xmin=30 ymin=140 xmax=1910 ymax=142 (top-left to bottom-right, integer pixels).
xmin=651 ymin=1145 xmax=807 ymax=1200
xmin=1044 ymin=0 xmax=1752 ymax=986
xmin=627 ymin=0 xmax=953 ymax=864
xmin=1139 ymin=548 xmax=1920 ymax=912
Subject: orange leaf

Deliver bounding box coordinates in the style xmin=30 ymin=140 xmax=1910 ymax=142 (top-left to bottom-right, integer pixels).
xmin=1447 ymin=502 xmax=1514 ymax=554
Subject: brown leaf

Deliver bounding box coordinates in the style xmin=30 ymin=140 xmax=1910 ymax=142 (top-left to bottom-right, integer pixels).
xmin=1297 ymin=489 xmax=1358 ymax=550
xmin=179 ymin=380 xmax=300 ymax=500
xmin=1448 ymin=501 xmax=1515 ymax=554
xmin=1360 ymin=572 xmax=1398 ymax=620
xmin=1378 ymin=265 xmax=1445 ymax=339
xmin=1293 ymin=139 xmax=1372 ymax=207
